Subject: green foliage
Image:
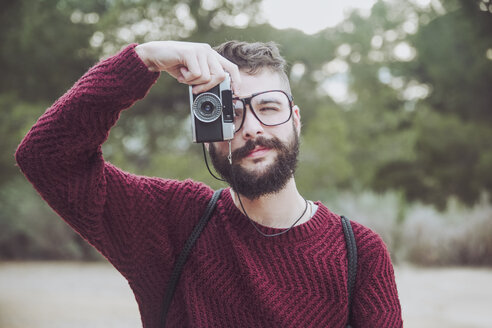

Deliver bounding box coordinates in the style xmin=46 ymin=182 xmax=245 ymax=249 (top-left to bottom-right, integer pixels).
xmin=0 ymin=178 xmax=101 ymax=260
xmin=0 ymin=0 xmax=98 ymax=102
xmin=371 ymin=0 xmax=492 ymax=207
xmin=0 ymin=94 xmax=48 ymax=186
xmin=297 ymin=102 xmax=353 ymax=198
xmin=381 ymin=108 xmax=492 ymax=210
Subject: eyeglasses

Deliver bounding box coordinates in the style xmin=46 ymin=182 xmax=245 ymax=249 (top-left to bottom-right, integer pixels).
xmin=233 ymin=90 xmax=294 ymax=133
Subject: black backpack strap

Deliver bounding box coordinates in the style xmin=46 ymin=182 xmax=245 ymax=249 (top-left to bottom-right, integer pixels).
xmin=341 ymin=215 xmax=357 ymax=328
xmin=160 ymin=188 xmax=224 ymax=328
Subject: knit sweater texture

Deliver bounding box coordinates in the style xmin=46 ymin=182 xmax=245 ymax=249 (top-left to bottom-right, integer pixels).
xmin=15 ymin=44 xmax=402 ymax=328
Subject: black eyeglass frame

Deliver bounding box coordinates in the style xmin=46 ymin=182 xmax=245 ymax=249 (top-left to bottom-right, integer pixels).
xmin=232 ymin=89 xmax=294 ymax=133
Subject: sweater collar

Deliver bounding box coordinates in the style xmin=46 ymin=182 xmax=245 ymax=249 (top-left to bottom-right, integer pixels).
xmin=216 ymin=188 xmax=337 ymax=243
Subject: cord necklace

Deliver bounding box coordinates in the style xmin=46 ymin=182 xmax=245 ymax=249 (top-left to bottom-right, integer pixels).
xmin=235 ymin=191 xmax=309 ymax=238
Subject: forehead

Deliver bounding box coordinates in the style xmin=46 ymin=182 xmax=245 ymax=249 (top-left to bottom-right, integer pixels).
xmin=236 ymin=69 xmax=285 ymax=97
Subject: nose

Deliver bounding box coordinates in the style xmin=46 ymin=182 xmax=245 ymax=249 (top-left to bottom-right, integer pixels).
xmin=240 ymin=106 xmax=264 ymax=139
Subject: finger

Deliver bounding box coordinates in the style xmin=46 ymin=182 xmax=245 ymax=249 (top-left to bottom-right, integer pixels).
xmin=191 ymin=85 xmax=203 ymax=94
xmin=185 ymin=75 xmax=217 ymax=91
xmin=207 ymin=53 xmax=227 ymax=85
xmin=176 ymin=66 xmax=189 ymax=83
xmin=190 ymin=72 xmax=226 ymax=94
xmin=190 ymin=79 xmax=218 ymax=94
xmin=191 ymin=83 xmax=214 ymax=94
xmin=180 ymin=54 xmax=201 ymax=82
xmin=180 ymin=54 xmax=214 ymax=86
xmin=190 ymin=74 xmax=226 ymax=94
xmin=196 ymin=53 xmax=212 ymax=84
xmin=216 ymin=55 xmax=241 ymax=93
xmin=186 ymin=64 xmax=223 ymax=93
xmin=187 ymin=51 xmax=226 ymax=87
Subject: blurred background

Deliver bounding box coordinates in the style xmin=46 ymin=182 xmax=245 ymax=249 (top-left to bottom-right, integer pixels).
xmin=0 ymin=0 xmax=491 ymax=326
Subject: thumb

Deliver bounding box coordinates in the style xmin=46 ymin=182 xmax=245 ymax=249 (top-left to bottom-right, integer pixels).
xmin=176 ymin=66 xmax=189 ymax=83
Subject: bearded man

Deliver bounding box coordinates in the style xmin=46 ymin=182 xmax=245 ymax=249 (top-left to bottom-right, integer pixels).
xmin=16 ymin=40 xmax=402 ymax=327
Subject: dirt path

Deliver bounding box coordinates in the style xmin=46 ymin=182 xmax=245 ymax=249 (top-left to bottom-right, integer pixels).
xmin=395 ymin=265 xmax=492 ymax=328
xmin=0 ymin=262 xmax=140 ymax=328
xmin=0 ymin=262 xmax=491 ymax=327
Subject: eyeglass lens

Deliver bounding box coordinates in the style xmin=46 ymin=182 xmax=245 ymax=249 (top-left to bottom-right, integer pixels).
xmin=233 ymin=91 xmax=291 ymax=131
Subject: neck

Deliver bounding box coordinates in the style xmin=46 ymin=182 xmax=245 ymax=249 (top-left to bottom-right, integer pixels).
xmin=230 ymin=179 xmax=310 ymax=229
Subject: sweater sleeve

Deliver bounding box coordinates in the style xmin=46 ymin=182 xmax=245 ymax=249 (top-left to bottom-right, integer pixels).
xmin=350 ymin=223 xmax=403 ymax=327
xmin=14 ymin=44 xmax=164 ymax=264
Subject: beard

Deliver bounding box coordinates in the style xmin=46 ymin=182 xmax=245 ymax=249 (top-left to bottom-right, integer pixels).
xmin=209 ymin=124 xmax=299 ymax=200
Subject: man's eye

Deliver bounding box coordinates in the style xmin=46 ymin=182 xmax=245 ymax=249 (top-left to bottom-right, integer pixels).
xmin=259 ymin=106 xmax=279 ymax=112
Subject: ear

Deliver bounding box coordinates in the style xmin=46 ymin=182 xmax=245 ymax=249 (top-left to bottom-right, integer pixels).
xmin=204 ymin=143 xmax=210 ymax=151
xmin=292 ymin=105 xmax=301 ymax=136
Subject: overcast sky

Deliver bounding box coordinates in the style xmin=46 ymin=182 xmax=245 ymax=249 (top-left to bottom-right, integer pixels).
xmin=260 ymin=0 xmax=378 ymax=34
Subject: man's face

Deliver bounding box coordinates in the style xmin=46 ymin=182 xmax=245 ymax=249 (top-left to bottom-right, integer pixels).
xmin=208 ymin=69 xmax=301 ymax=199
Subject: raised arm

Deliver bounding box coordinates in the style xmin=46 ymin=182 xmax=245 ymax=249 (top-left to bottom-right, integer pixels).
xmin=15 ymin=42 xmax=239 ymax=266
xmin=15 ymin=44 xmax=159 ymax=258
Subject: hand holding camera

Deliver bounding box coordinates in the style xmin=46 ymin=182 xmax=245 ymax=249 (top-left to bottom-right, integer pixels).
xmin=136 ymin=41 xmax=241 ymax=143
xmin=135 ymin=41 xmax=241 ymax=94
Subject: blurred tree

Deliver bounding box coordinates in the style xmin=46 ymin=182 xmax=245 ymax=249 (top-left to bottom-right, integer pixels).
xmin=316 ymin=0 xmax=492 ymax=209
xmin=297 ymin=101 xmax=353 ymax=199
xmin=315 ymin=0 xmax=419 ymax=190
xmin=0 ymin=0 xmax=99 ymax=102
xmin=373 ymin=0 xmax=492 ymax=209
xmin=0 ymin=177 xmax=101 ymax=260
xmin=0 ymin=0 xmax=101 ymax=185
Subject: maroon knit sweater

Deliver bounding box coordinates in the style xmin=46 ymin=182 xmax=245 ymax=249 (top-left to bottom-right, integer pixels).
xmin=15 ymin=44 xmax=402 ymax=327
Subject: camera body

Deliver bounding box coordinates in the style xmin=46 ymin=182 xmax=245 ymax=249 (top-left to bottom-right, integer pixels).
xmin=189 ymin=75 xmax=235 ymax=143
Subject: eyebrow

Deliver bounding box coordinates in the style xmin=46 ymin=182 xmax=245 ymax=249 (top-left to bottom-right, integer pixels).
xmin=256 ymin=98 xmax=283 ymax=105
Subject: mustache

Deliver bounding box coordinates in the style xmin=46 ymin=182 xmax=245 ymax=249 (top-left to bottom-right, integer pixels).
xmin=231 ymin=137 xmax=284 ymax=162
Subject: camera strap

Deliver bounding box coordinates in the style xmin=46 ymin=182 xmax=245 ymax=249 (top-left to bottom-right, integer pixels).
xmin=160 ymin=188 xmax=224 ymax=328
xmin=341 ymin=215 xmax=357 ymax=328
xmin=159 ymin=191 xmax=357 ymax=328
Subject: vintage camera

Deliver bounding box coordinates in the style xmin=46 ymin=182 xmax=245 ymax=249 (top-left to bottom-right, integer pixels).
xmin=189 ymin=74 xmax=235 ymax=143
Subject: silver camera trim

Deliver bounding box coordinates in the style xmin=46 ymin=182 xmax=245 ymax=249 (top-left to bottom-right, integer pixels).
xmin=192 ymin=93 xmax=223 ymax=123
xmin=189 ymin=75 xmax=234 ymax=143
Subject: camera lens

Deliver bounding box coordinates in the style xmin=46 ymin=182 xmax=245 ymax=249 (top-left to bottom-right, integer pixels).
xmin=193 ymin=93 xmax=222 ymax=123
xmin=201 ymin=101 xmax=215 ymax=113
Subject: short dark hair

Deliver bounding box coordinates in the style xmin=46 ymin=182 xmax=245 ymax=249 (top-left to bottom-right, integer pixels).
xmin=214 ymin=41 xmax=291 ymax=93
